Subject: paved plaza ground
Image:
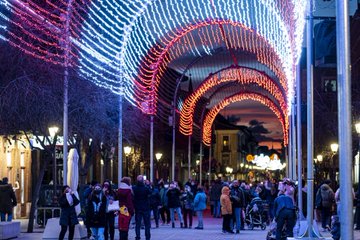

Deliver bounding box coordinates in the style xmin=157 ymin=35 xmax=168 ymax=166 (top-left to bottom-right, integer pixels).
xmin=14 ymin=211 xmax=360 ymax=240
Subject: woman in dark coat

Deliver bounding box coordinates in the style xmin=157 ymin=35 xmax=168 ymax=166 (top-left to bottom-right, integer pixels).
xmin=86 ymin=184 xmax=107 ymax=240
xmin=117 ymin=177 xmax=134 ymax=240
xmin=103 ymin=180 xmax=116 ymax=240
xmin=59 ymin=185 xmax=80 ymax=240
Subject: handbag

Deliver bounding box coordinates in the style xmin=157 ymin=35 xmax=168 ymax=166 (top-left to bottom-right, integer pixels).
xmin=108 ymin=200 xmax=120 ymax=212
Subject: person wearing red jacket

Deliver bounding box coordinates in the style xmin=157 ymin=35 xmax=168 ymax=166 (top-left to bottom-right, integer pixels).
xmin=117 ymin=177 xmax=134 ymax=240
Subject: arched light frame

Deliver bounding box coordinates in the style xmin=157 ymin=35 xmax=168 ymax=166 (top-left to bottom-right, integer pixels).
xmin=75 ymin=0 xmax=306 ymax=112
xmin=0 ymin=0 xmax=307 ymax=112
xmin=179 ymin=66 xmax=288 ymax=136
xmin=202 ymin=92 xmax=287 ymax=146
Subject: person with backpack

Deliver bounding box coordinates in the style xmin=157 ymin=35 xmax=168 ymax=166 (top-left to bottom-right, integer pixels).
xmin=315 ymin=181 xmax=335 ymax=231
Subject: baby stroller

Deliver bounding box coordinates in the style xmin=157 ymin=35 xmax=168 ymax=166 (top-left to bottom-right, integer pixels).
xmin=245 ymin=197 xmax=267 ymax=230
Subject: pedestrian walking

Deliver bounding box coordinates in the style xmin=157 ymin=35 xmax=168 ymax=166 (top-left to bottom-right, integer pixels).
xmin=117 ymin=177 xmax=134 ymax=240
xmin=0 ymin=177 xmax=17 ymax=222
xmin=148 ymin=182 xmax=161 ymax=228
xmin=133 ymin=175 xmax=152 ymax=240
xmin=181 ymin=185 xmax=194 ymax=228
xmin=103 ymin=180 xmax=116 ymax=240
xmin=209 ymin=178 xmax=222 ymax=218
xmin=273 ymin=190 xmax=296 ymax=240
xmin=315 ymin=181 xmax=335 ymax=231
xmin=230 ymin=180 xmax=245 ymax=233
xmin=159 ymin=182 xmax=170 ymax=225
xmin=86 ymin=184 xmax=107 ymax=240
xmin=167 ymin=182 xmax=184 ymax=228
xmin=193 ymin=186 xmax=207 ymax=230
xmin=58 ymin=185 xmax=80 ymax=240
xmin=220 ymin=186 xmax=233 ymax=234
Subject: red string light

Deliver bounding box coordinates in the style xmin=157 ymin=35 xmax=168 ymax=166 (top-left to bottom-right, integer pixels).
xmin=202 ymin=92 xmax=288 ymax=146
xmin=179 ymin=66 xmax=288 ymax=136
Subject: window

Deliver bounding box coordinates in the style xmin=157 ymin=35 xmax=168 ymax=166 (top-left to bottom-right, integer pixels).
xmin=323 ymin=78 xmax=337 ymax=93
xmin=222 ymin=136 xmax=229 ymax=152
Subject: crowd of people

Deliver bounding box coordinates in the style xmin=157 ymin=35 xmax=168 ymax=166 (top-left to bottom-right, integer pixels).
xmin=56 ymin=174 xmax=352 ymax=240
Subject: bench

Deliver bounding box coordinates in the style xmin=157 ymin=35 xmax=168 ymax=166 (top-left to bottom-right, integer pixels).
xmin=0 ymin=222 xmax=20 ymax=240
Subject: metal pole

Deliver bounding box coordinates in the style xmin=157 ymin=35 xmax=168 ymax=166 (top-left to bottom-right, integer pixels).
xmin=188 ymin=135 xmax=191 ymax=179
xmin=199 ymin=142 xmax=203 ymax=187
xmin=288 ymin=115 xmax=293 ymax=179
xmin=296 ymin=63 xmax=304 ymax=219
xmin=118 ymin=90 xmax=123 ymax=184
xmin=336 ymin=0 xmax=353 ymax=238
xmin=305 ymin=0 xmax=319 ymax=237
xmin=292 ymin=102 xmax=297 ymax=181
xmin=53 ymin=146 xmax=57 ymax=194
xmin=208 ymin=144 xmax=212 ymax=187
xmin=63 ymin=0 xmax=73 ymax=186
xmin=150 ymin=115 xmax=154 ymax=182
xmin=171 ymin=108 xmax=176 ymax=181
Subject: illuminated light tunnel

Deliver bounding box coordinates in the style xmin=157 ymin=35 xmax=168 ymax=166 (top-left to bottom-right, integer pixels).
xmin=133 ymin=20 xmax=288 ymax=114
xmin=0 ymin=0 xmax=307 ymax=116
xmin=202 ymin=92 xmax=287 ymax=146
xmin=179 ymin=66 xmax=288 ymax=136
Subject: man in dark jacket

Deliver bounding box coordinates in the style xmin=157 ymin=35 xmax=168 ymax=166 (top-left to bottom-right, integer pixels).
xmin=230 ymin=180 xmax=245 ymax=233
xmin=209 ymin=178 xmax=222 ymax=218
xmin=133 ymin=175 xmax=152 ymax=240
xmin=0 ymin=180 xmax=17 ymax=222
xmin=273 ymin=192 xmax=296 ymax=240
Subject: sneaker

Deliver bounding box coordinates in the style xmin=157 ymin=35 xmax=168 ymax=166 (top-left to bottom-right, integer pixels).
xmin=194 ymin=226 xmax=203 ymax=230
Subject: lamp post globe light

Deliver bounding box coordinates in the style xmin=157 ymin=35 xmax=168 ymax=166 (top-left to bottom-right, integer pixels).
xmin=355 ymin=122 xmax=360 ymax=229
xmin=124 ymin=146 xmax=131 ymax=177
xmin=48 ymin=126 xmax=58 ymax=199
xmin=330 ymin=143 xmax=338 ymax=181
xmin=155 ymin=153 xmax=162 ymax=179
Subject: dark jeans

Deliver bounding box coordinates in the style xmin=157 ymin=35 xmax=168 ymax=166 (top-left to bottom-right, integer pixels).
xmin=183 ymin=208 xmax=193 ymax=227
xmin=119 ymin=230 xmax=129 ymax=240
xmin=150 ymin=206 xmax=159 ymax=227
xmin=321 ymin=207 xmax=332 ymax=228
xmin=222 ymin=214 xmax=232 ymax=232
xmin=135 ymin=210 xmax=151 ymax=240
xmin=59 ymin=225 xmax=75 ymax=240
xmin=104 ymin=212 xmax=115 ymax=240
xmin=159 ymin=206 xmax=170 ymax=224
xmin=276 ymin=208 xmax=296 ymax=240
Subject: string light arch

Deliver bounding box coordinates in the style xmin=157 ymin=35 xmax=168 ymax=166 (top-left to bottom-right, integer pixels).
xmin=202 ymin=92 xmax=287 ymax=146
xmin=179 ymin=66 xmax=288 ymax=136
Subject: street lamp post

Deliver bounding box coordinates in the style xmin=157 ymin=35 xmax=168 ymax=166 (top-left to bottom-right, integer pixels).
xmin=355 ymin=122 xmax=360 ymax=229
xmin=124 ymin=146 xmax=131 ymax=177
xmin=49 ymin=126 xmax=58 ymax=197
xmin=155 ymin=152 xmax=162 ymax=180
xmin=226 ymin=167 xmax=233 ymax=181
xmin=330 ymin=143 xmax=339 ymax=181
xmin=316 ymin=154 xmax=323 ymax=180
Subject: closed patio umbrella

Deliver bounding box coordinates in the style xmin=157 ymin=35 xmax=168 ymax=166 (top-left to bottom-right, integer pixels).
xmin=67 ymin=148 xmax=81 ymax=215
